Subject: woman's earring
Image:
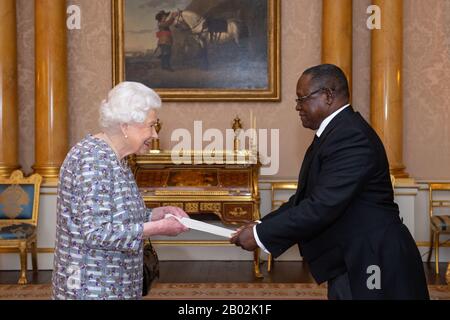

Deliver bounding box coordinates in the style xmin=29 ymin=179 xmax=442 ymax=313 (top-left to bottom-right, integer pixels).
xmin=125 ymin=134 xmax=128 ymax=139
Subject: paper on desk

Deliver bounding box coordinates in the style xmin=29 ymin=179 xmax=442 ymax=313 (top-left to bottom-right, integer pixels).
xmin=165 ymin=214 xmax=236 ymax=239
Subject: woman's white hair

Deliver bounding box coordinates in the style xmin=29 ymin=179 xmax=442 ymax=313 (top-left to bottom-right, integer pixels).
xmin=99 ymin=82 xmax=161 ymax=129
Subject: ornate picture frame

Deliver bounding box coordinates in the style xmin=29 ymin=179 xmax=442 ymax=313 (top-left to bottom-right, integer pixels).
xmin=112 ymin=0 xmax=280 ymax=101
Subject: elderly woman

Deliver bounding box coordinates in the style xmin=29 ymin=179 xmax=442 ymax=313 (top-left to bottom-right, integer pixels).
xmin=52 ymin=82 xmax=189 ymax=300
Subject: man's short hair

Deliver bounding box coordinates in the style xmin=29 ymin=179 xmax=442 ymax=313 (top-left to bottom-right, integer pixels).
xmin=303 ymin=64 xmax=350 ymax=99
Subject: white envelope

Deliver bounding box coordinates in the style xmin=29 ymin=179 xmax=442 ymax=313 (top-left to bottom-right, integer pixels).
xmin=165 ymin=214 xmax=236 ymax=239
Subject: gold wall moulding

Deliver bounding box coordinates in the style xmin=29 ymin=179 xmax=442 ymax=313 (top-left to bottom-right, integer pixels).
xmin=0 ymin=166 xmax=21 ymax=178
xmin=31 ymin=165 xmax=60 ymax=177
xmin=31 ymin=165 xmax=60 ymax=185
xmin=0 ymin=247 xmax=54 ymax=254
xmin=390 ymin=165 xmax=409 ymax=179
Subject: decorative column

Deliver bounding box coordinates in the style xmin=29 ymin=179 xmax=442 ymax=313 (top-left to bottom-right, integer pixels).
xmin=322 ymin=0 xmax=353 ymax=94
xmin=0 ymin=0 xmax=20 ymax=177
xmin=370 ymin=0 xmax=407 ymax=178
xmin=33 ymin=0 xmax=69 ymax=183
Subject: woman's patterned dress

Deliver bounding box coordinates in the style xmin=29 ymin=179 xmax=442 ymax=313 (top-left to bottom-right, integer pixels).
xmin=52 ymin=135 xmax=151 ymax=300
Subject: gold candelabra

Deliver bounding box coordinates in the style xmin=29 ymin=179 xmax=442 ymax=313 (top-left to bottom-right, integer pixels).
xmin=232 ymin=116 xmax=243 ymax=151
xmin=151 ymin=119 xmax=162 ymax=152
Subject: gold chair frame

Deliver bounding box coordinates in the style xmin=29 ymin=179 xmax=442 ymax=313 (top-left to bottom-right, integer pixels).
xmin=426 ymin=183 xmax=450 ymax=275
xmin=0 ymin=170 xmax=42 ymax=284
xmin=390 ymin=174 xmax=396 ymax=188
xmin=266 ymin=181 xmax=298 ymax=272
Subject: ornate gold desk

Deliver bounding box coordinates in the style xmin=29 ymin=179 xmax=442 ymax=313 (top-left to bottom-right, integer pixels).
xmin=130 ymin=150 xmax=263 ymax=277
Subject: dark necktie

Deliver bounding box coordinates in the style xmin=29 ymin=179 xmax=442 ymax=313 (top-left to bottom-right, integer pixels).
xmin=300 ymin=135 xmax=320 ymax=179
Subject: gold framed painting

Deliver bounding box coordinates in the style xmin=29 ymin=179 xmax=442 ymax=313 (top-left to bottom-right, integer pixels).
xmin=112 ymin=0 xmax=280 ymax=101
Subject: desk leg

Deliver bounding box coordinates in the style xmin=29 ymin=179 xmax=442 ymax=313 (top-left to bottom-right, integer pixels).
xmin=253 ymin=248 xmax=263 ymax=278
xmin=446 ymin=262 xmax=450 ymax=285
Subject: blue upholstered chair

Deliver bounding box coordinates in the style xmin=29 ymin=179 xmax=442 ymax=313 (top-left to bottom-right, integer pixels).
xmin=0 ymin=170 xmax=42 ymax=284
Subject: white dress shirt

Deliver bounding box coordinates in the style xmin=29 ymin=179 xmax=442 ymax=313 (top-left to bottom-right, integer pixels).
xmin=253 ymin=104 xmax=350 ymax=254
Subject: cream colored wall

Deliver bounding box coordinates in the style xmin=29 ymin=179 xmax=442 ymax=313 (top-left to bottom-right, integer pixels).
xmin=403 ymin=0 xmax=450 ymax=180
xmin=17 ymin=0 xmax=35 ymax=176
xmin=352 ymin=0 xmax=371 ymax=121
xmin=16 ymin=0 xmax=450 ymax=180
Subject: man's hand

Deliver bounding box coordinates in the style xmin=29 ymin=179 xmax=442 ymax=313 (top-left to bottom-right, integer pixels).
xmin=230 ymin=222 xmax=258 ymax=251
xmin=151 ymin=206 xmax=189 ymax=221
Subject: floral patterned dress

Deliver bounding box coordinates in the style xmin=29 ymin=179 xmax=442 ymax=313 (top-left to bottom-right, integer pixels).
xmin=52 ymin=135 xmax=151 ymax=300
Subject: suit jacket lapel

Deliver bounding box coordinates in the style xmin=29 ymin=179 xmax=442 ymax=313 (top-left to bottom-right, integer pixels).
xmin=298 ymin=137 xmax=317 ymax=181
xmin=294 ymin=137 xmax=319 ymax=203
xmin=317 ymin=105 xmax=354 ymax=144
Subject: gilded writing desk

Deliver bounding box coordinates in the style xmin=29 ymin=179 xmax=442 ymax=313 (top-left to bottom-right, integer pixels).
xmin=130 ymin=150 xmax=263 ymax=277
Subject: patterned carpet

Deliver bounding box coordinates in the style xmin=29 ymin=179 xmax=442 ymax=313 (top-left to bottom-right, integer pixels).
xmin=0 ymin=283 xmax=448 ymax=300
xmin=148 ymin=283 xmax=328 ymax=300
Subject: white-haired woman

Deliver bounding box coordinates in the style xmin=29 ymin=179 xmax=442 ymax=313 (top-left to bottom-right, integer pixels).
xmin=52 ymin=82 xmax=189 ymax=300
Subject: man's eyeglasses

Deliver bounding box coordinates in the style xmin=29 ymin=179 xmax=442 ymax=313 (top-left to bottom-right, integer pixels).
xmin=296 ymin=87 xmax=333 ymax=105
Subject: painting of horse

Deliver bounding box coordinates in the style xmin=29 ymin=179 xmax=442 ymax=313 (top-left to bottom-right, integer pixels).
xmin=173 ymin=10 xmax=241 ymax=69
xmin=114 ymin=0 xmax=280 ymax=101
xmin=175 ymin=10 xmax=240 ymax=47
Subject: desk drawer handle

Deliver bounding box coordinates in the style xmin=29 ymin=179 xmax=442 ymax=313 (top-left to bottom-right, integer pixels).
xmin=228 ymin=207 xmax=248 ymax=217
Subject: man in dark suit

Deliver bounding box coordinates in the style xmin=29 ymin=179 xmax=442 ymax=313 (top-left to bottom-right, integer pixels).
xmin=231 ymin=64 xmax=429 ymax=300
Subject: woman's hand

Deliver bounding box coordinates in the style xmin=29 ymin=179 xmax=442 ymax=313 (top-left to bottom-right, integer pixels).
xmin=143 ymin=217 xmax=189 ymax=237
xmin=151 ymin=206 xmax=189 ymax=221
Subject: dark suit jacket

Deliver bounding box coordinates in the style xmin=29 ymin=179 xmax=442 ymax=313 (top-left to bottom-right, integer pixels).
xmin=257 ymin=106 xmax=429 ymax=299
